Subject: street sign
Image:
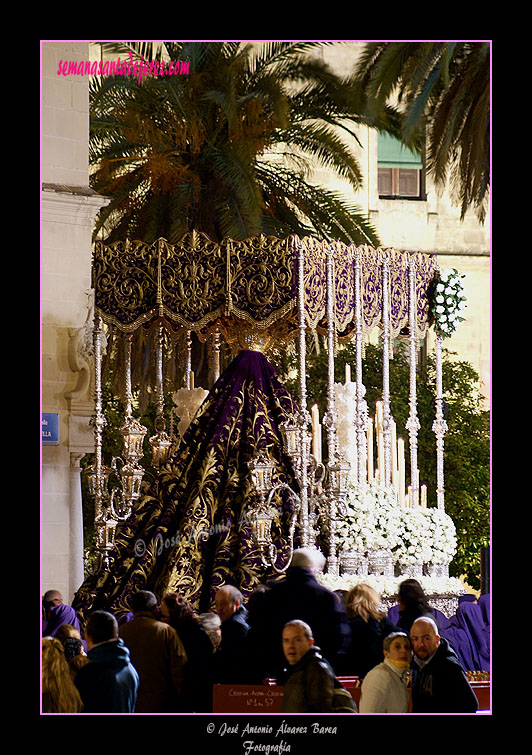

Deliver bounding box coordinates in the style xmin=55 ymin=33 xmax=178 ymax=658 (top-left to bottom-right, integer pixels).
xmin=42 ymin=413 xmax=59 ymax=445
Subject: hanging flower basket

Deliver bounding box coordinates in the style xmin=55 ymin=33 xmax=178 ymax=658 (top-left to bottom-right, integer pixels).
xmin=430 ymin=267 xmax=467 ymax=339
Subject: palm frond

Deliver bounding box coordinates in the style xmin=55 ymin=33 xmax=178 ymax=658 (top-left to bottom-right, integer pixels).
xmin=352 ymin=41 xmax=490 ymax=223
xmin=89 ymin=41 xmax=386 ymax=243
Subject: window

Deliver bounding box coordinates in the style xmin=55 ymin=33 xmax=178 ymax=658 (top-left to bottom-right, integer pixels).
xmin=378 ymin=133 xmax=424 ymax=200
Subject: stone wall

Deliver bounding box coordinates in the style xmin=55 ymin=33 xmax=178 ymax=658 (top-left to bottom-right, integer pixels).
xmin=41 ymin=42 xmax=109 ymax=601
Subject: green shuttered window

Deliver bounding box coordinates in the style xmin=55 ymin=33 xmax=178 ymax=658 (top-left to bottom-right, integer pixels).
xmin=378 ymin=133 xmax=424 ymax=199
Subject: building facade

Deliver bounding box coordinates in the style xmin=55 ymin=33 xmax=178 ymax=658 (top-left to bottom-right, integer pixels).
xmin=41 ymin=41 xmax=109 ymax=601
xmin=318 ymin=44 xmax=490 ymax=407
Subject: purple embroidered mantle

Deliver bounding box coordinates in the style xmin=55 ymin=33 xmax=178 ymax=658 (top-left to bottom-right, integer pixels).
xmin=73 ymin=350 xmax=301 ymax=623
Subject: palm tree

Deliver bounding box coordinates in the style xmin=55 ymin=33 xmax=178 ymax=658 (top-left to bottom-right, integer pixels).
xmin=90 ymin=41 xmax=398 ymax=245
xmin=350 ymin=41 xmax=490 ymax=223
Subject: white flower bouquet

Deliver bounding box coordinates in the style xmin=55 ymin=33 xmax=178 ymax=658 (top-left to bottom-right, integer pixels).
xmin=431 ymin=267 xmax=467 ymax=339
xmin=336 ymin=481 xmax=403 ymax=553
xmin=336 ymin=482 xmax=457 ymax=567
xmin=393 ymin=508 xmax=433 ymax=566
xmin=422 ymin=507 xmax=457 ymax=564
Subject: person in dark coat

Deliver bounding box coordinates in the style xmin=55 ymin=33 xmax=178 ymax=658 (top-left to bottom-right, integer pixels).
xmin=160 ymin=591 xmax=215 ymax=711
xmin=244 ymin=584 xmax=273 ymax=683
xmin=393 ymin=578 xmax=448 ymax=633
xmin=410 ymin=616 xmax=478 ymax=713
xmin=254 ymin=548 xmax=350 ymax=678
xmin=119 ymin=590 xmax=187 ymax=712
xmin=341 ymin=583 xmax=400 ymax=678
xmin=74 ymin=610 xmax=139 ymax=713
xmin=279 ymin=620 xmax=355 ymax=713
xmin=213 ymin=585 xmax=250 ymax=683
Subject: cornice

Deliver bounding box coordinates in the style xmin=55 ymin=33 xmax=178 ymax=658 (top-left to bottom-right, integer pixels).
xmin=41 ymin=183 xmax=111 ymax=226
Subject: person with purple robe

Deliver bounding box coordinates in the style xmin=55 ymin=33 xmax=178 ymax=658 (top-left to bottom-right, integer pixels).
xmin=439 ymin=601 xmax=490 ymax=672
xmin=456 ymin=601 xmax=490 ymax=671
xmin=439 ymin=617 xmax=478 ymax=671
xmin=43 ymin=603 xmax=82 ymax=638
xmin=387 ymin=579 xmax=451 ymax=633
xmin=478 ymin=593 xmax=490 ymax=629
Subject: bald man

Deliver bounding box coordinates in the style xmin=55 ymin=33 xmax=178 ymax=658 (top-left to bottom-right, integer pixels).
xmin=213 ymin=585 xmax=250 ymax=684
xmin=410 ymin=616 xmax=478 ymax=713
xmin=42 ymin=590 xmax=82 ymax=638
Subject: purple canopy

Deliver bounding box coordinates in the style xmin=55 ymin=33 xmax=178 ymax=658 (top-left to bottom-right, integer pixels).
xmin=42 ymin=604 xmax=81 ymax=638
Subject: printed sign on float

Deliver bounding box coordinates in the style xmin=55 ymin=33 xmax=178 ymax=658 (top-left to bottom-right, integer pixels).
xmin=42 ymin=413 xmax=59 ymax=445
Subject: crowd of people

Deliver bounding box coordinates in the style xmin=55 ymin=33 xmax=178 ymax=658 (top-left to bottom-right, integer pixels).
xmin=42 ymin=552 xmax=490 ymax=715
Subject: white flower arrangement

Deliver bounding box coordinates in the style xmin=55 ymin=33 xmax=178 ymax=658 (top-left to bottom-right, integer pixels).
xmin=172 ymin=386 xmax=209 ymax=436
xmin=336 ymin=482 xmax=457 ymax=567
xmin=393 ymin=508 xmax=434 ymax=566
xmin=316 ymin=571 xmax=465 ymax=600
xmin=336 ymin=481 xmax=404 ymax=553
xmin=422 ymin=507 xmax=457 ymax=564
xmin=431 ymin=267 xmax=467 ymax=339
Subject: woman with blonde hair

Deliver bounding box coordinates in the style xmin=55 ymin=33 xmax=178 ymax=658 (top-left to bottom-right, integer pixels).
xmin=42 ymin=637 xmax=84 ymax=713
xmin=341 ymin=583 xmax=400 ymax=679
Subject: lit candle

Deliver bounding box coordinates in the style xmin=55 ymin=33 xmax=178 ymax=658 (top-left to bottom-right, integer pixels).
xmin=311 ymin=404 xmax=321 ymax=463
xmin=345 ymin=363 xmax=351 ymax=384
xmin=376 ymin=401 xmax=383 ymax=432
xmin=398 ymin=437 xmax=405 ymax=505
xmin=367 ymin=418 xmax=374 ymax=482
xmin=391 ymin=420 xmax=397 ymax=488
xmin=378 ymin=436 xmax=384 ymax=485
xmin=408 ymin=485 xmax=412 ymax=507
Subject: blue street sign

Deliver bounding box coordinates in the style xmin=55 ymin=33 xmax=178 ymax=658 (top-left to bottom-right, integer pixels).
xmin=42 ymin=413 xmax=59 ymax=445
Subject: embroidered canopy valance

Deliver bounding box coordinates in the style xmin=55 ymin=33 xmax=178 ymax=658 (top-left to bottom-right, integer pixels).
xmin=92 ymin=231 xmax=438 ymax=342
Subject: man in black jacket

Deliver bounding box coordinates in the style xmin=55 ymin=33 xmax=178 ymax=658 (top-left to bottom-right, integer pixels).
xmin=410 ymin=616 xmax=478 ymax=713
xmin=250 ymin=548 xmax=350 ymax=679
xmin=213 ymin=584 xmax=250 ymax=683
xmin=75 ymin=610 xmax=139 ymax=713
xmin=280 ymin=620 xmax=356 ymax=713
